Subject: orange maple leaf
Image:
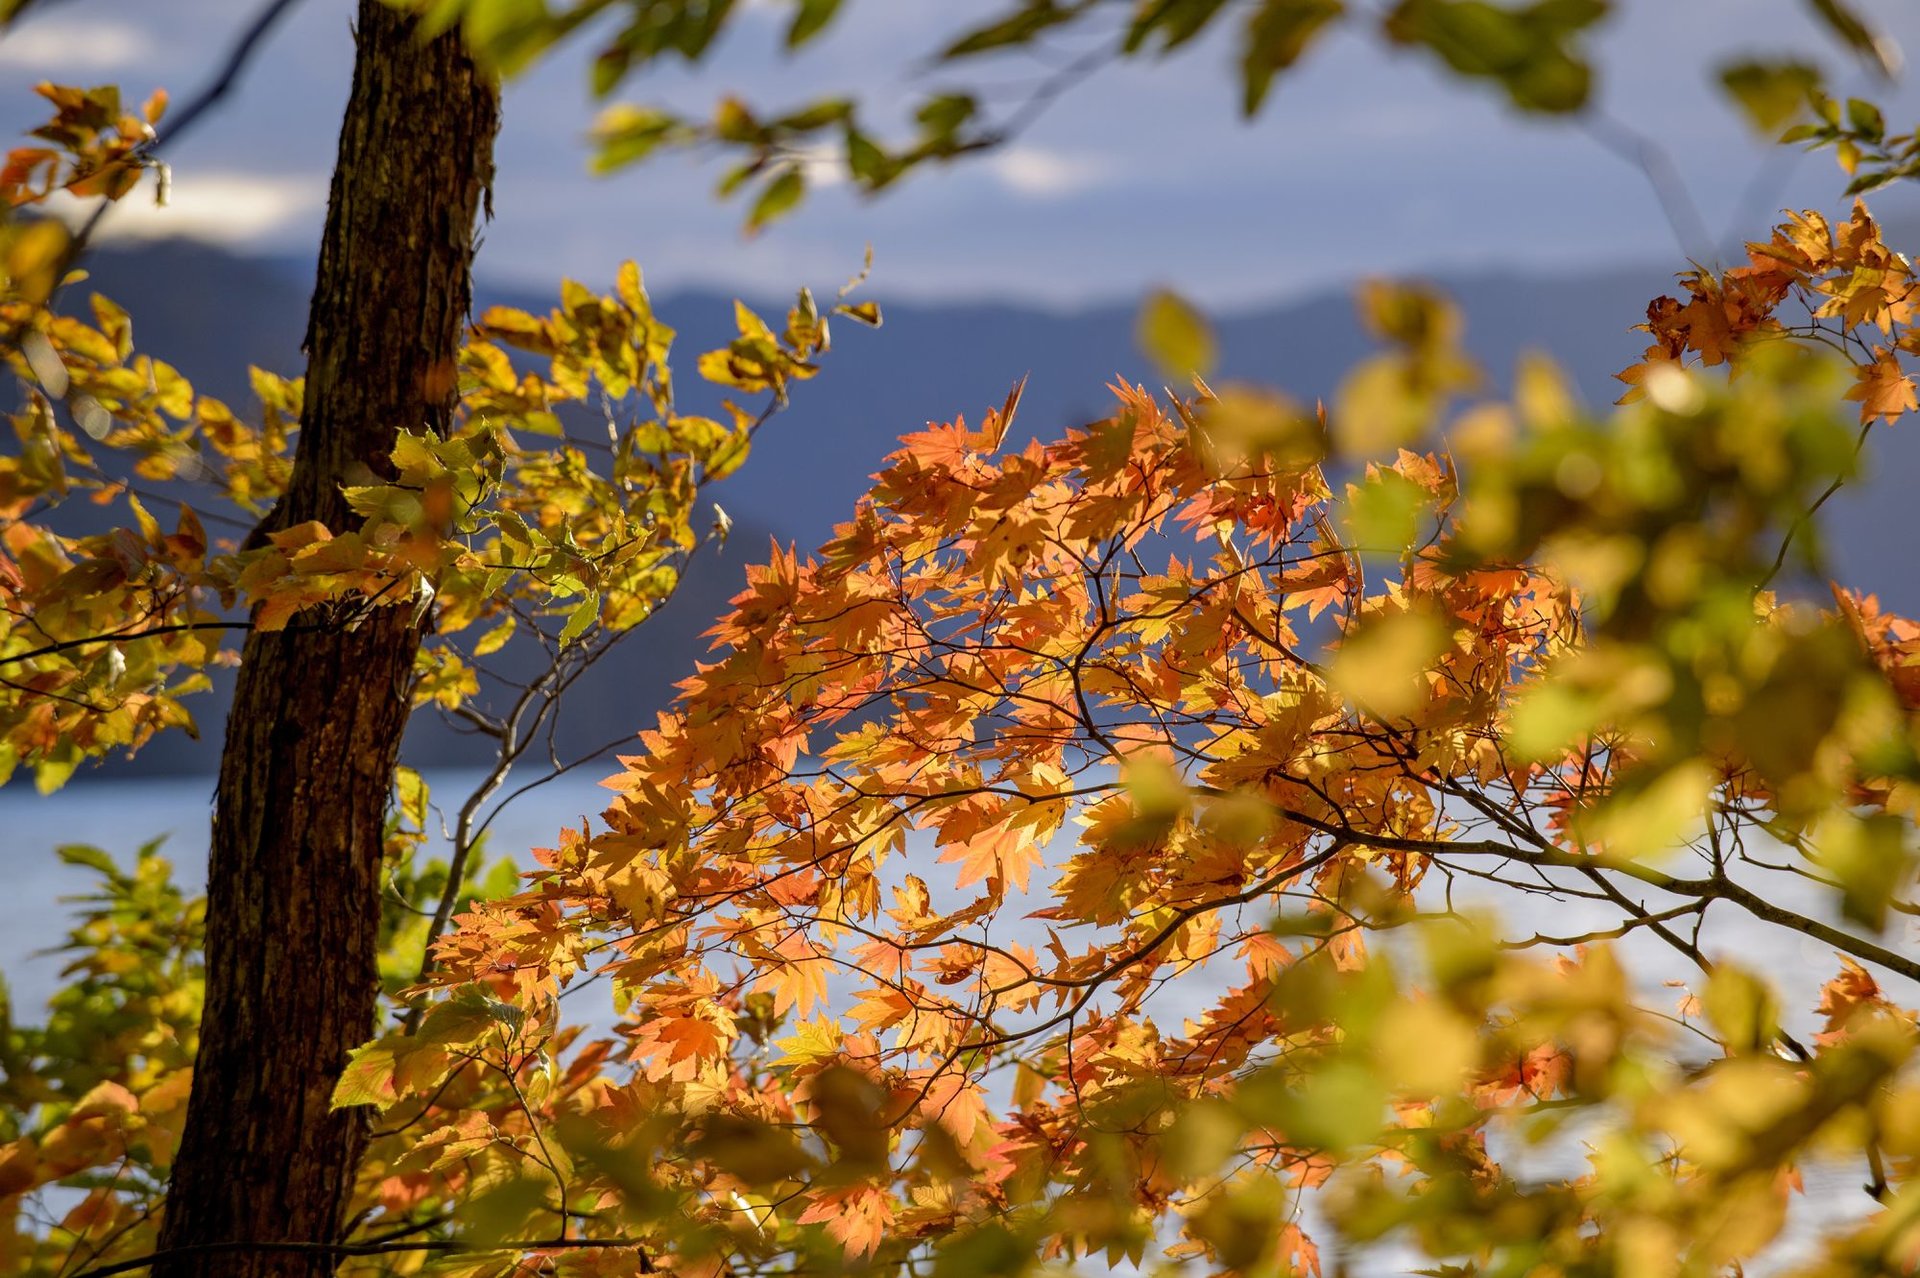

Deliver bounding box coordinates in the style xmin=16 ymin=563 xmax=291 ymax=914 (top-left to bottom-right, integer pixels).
xmin=1846 ymin=349 xmax=1918 ymax=423
xmin=795 ymin=1184 xmax=895 ymax=1258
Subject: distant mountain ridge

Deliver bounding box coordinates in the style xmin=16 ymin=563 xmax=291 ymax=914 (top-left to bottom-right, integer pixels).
xmin=28 ymin=235 xmax=1917 ymax=777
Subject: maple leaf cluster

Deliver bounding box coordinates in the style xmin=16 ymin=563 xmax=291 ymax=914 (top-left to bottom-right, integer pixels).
xmin=8 ymin=63 xmax=1920 ymax=1274
xmin=367 ymin=296 xmax=1920 ymax=1274
xmin=1619 ymin=201 xmax=1920 ymax=424
xmin=0 ymin=231 xmax=869 ymax=792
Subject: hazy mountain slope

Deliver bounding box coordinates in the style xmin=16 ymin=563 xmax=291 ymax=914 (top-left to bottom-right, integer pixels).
xmin=64 ymin=240 xmax=1680 ymax=555
xmin=648 ymin=267 xmax=1671 ymax=553
xmin=33 ymin=238 xmax=1915 ymax=776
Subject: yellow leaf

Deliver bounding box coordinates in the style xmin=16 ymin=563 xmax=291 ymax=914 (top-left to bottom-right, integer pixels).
xmin=1327 ymin=608 xmax=1447 ymax=719
xmin=1136 ymin=288 xmax=1216 ymax=381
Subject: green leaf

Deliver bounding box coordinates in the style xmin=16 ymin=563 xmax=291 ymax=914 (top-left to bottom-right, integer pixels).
xmin=1267 ymin=1058 xmax=1384 ymax=1152
xmin=560 ymin=591 xmax=601 ymax=645
xmin=1383 ymin=0 xmax=1604 ymax=113
xmin=944 ymin=1 xmax=1081 ymax=58
xmin=33 ymin=746 xmax=80 ymax=794
xmin=1136 ymin=288 xmax=1217 ymax=381
xmin=591 ymin=44 xmax=631 ymax=97
xmin=715 ymin=158 xmax=762 ymax=199
xmin=491 ymin=509 xmax=537 ymax=548
xmin=56 ymin=844 xmax=119 ymax=877
xmin=1815 ymin=811 xmax=1914 ymax=930
xmin=773 ymin=98 xmax=854 ymax=134
xmin=1717 ymin=60 xmax=1820 ymax=136
xmin=935 ymin=1225 xmax=1037 ymax=1278
xmin=458 ymin=1175 xmax=553 ymax=1249
xmin=20 ymin=329 xmax=68 ymax=399
xmin=1125 ymin=0 xmax=1235 ymax=54
xmin=1242 ymin=0 xmax=1345 ymax=115
xmin=417 ymin=986 xmax=519 ymax=1049
xmin=1702 ymin=964 xmax=1780 ymax=1054
xmin=713 ymin=95 xmax=763 ymax=144
xmin=590 ymin=104 xmax=684 ymax=174
xmin=1339 ymin=467 xmax=1429 ymax=554
xmin=747 ymin=167 xmax=806 ymax=233
xmin=331 ymin=1040 xmax=401 ymax=1109
xmin=915 ymin=93 xmax=977 ymax=140
xmin=689 ymin=1114 xmax=814 ymax=1183
xmin=1804 ymin=0 xmax=1898 ymax=78
xmin=1844 ymin=95 xmax=1885 ymax=141
xmin=844 ymin=124 xmax=894 ymax=188
xmin=460 ymin=0 xmax=555 ymax=75
xmin=1336 ymin=355 xmax=1433 ymax=455
xmin=787 ymin=0 xmax=844 ymax=48
xmin=1844 ymin=169 xmax=1900 ymax=196
xmin=1326 ymin=607 xmax=1448 ymax=719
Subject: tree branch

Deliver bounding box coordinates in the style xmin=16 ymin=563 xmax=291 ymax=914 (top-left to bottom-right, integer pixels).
xmin=68 ymin=1235 xmax=649 ymax=1278
xmin=0 ymin=620 xmax=253 ymax=668
xmin=6 ymin=0 xmax=310 ymax=353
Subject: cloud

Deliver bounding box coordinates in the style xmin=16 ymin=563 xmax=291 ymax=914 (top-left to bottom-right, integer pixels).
xmin=0 ymin=18 xmax=152 ymax=72
xmin=793 ymin=144 xmax=849 ymax=189
xmin=45 ymin=171 xmax=326 ymax=246
xmin=985 ymin=147 xmax=1111 ymax=200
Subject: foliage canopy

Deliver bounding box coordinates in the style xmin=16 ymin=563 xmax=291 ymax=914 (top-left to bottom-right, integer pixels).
xmin=4 ymin=2 xmax=1920 ymax=1277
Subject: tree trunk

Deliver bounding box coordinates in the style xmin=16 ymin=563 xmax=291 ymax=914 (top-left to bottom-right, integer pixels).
xmin=153 ymin=6 xmax=498 ymax=1276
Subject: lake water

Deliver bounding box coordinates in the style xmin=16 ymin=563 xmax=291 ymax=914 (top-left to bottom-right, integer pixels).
xmin=3 ymin=771 xmax=1913 ymax=1273
xmin=0 ymin=768 xmax=617 ymax=1011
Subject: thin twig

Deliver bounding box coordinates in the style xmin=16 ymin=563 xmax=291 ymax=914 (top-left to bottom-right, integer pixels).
xmin=7 ymin=0 xmax=310 ymax=348
xmin=0 ymin=620 xmax=253 ymax=668
xmin=1583 ymin=112 xmax=1716 ymax=265
xmin=67 ymin=1235 xmax=649 ymax=1278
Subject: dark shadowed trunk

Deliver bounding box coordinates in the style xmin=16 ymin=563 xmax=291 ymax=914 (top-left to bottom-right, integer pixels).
xmin=152 ymin=5 xmax=498 ymax=1275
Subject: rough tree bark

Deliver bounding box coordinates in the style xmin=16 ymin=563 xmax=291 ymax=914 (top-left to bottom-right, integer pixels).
xmin=152 ymin=5 xmax=499 ymax=1276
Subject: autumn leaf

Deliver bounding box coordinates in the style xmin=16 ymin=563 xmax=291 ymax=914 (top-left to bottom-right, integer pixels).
xmin=1846 ymin=348 xmax=1918 ymax=422
xmin=796 ymin=1184 xmax=896 ymax=1258
xmin=1137 ymin=288 xmax=1217 ymax=382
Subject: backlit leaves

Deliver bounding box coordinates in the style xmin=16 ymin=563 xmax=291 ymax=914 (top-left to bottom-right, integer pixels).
xmin=0 ymin=232 xmax=875 ymax=784
xmin=945 ymin=1 xmax=1091 ymax=58
xmin=1383 ymin=0 xmax=1608 ymax=114
xmin=1802 ymin=0 xmax=1901 ymax=80
xmin=552 ymin=0 xmax=1608 ymax=229
xmin=393 ymin=0 xmax=1906 ymax=238
xmin=1 ymin=82 xmax=167 ymax=207
xmin=1618 ymin=202 xmax=1918 ymax=427
xmin=1782 ymin=93 xmax=1920 ymax=195
xmin=785 ymin=0 xmax=843 ymax=49
xmin=360 ymin=234 xmax=1920 ymax=1273
xmin=1135 ymin=287 xmax=1216 ymax=382
xmin=1719 ymin=59 xmax=1822 ymax=137
xmin=1241 ymin=0 xmax=1345 ymax=115
xmin=10 ymin=41 xmax=1920 ymax=1278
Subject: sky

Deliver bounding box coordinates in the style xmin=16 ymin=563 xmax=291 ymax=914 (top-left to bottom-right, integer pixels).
xmin=1 ymin=0 xmax=1918 ymax=308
